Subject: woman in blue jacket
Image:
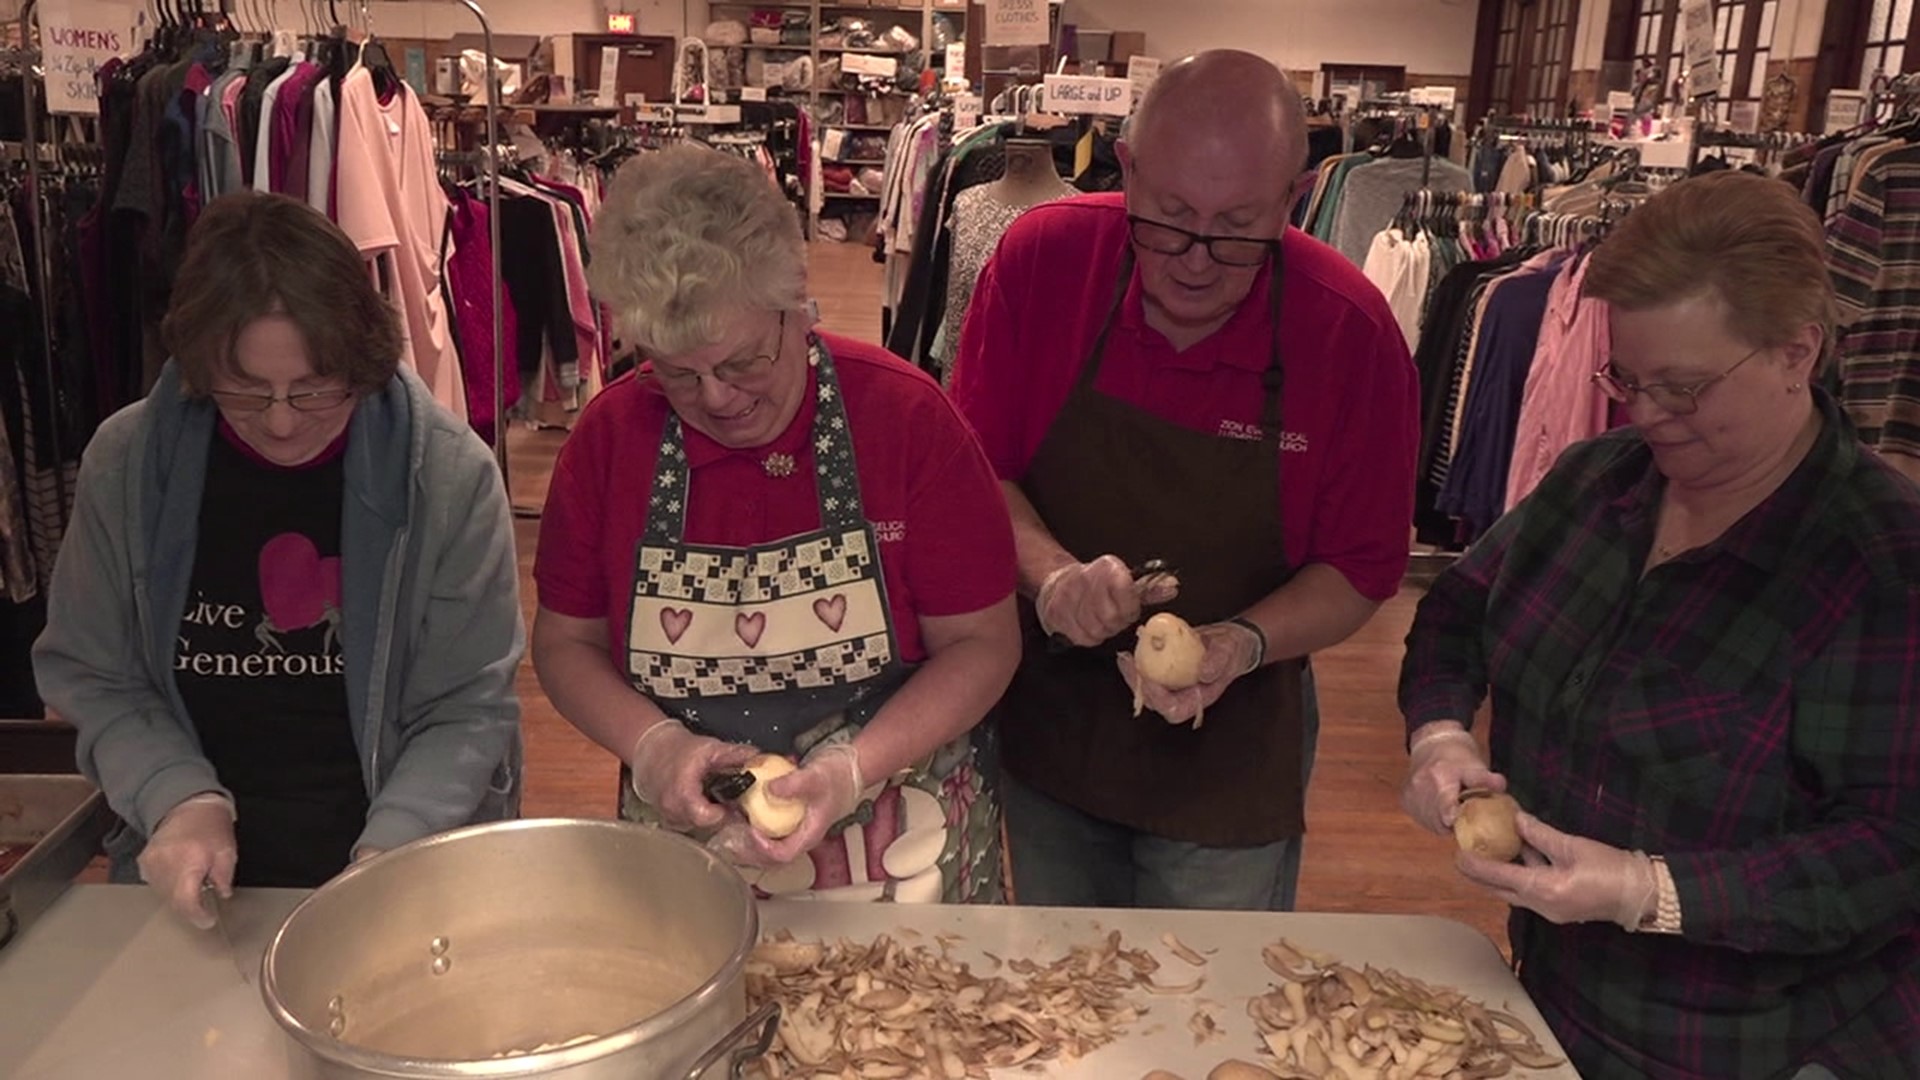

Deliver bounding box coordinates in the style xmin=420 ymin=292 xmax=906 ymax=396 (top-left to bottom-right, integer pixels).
xmin=32 ymin=191 xmax=523 ymax=928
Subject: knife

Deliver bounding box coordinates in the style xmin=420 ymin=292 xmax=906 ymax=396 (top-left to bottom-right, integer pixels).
xmin=200 ymin=878 xmax=251 ymax=985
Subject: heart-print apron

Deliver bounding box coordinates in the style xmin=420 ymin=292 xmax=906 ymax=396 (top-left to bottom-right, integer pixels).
xmin=618 ymin=337 xmax=1000 ymax=903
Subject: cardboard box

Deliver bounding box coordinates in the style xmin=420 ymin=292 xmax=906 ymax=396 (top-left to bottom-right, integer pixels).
xmin=1108 ymin=31 xmax=1147 ymax=64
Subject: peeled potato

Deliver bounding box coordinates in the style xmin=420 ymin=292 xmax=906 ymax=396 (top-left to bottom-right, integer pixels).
xmin=1454 ymin=789 xmax=1523 ymax=862
xmin=1134 ymin=613 xmax=1206 ymax=690
xmin=738 ymin=754 xmax=806 ymax=838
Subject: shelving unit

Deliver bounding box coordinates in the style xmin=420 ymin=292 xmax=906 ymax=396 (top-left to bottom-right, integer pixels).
xmin=704 ymin=0 xmax=968 ymax=240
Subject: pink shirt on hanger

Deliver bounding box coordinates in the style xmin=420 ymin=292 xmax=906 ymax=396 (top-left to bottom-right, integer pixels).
xmin=333 ymin=67 xmax=464 ymax=421
xmin=1505 ymin=253 xmax=1611 ymax=511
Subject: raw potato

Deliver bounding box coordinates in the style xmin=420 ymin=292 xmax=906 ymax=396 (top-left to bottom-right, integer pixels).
xmin=1135 ymin=613 xmax=1207 ymax=691
xmin=739 ymin=754 xmax=805 ymax=838
xmin=1454 ymin=789 xmax=1524 ymax=863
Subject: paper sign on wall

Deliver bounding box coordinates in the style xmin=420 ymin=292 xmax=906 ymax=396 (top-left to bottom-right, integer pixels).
xmin=1126 ymin=55 xmax=1161 ymax=102
xmin=1679 ymin=0 xmax=1721 ymax=98
xmin=598 ymin=45 xmax=621 ymax=104
xmin=1042 ymin=74 xmax=1132 ymax=117
xmin=984 ymin=0 xmax=1049 ymax=48
xmin=39 ymin=0 xmax=133 ymax=115
xmin=946 ymin=43 xmax=966 ymax=73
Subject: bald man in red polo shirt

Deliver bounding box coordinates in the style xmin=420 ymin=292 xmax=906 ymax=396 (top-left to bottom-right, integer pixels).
xmin=949 ymin=50 xmax=1419 ymax=910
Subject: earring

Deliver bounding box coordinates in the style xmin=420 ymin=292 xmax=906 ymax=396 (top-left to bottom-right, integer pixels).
xmin=1789 ymin=383 xmax=1802 ymax=393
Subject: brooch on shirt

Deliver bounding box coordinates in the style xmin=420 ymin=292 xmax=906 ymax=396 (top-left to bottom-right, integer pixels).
xmin=762 ymin=452 xmax=797 ymax=479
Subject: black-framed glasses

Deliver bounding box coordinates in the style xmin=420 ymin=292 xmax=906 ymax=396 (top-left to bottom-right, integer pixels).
xmin=1126 ymin=215 xmax=1276 ymax=268
xmin=1591 ymin=345 xmax=1765 ymax=417
xmin=209 ymin=387 xmax=355 ymax=413
xmin=654 ymin=311 xmax=788 ymax=394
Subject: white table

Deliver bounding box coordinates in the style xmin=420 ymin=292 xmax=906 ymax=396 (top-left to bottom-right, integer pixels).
xmin=0 ymin=885 xmax=1579 ymax=1078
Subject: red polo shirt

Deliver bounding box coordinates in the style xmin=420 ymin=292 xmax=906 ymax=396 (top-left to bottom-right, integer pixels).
xmin=535 ymin=333 xmax=1017 ymax=664
xmin=948 ymin=193 xmax=1418 ymax=602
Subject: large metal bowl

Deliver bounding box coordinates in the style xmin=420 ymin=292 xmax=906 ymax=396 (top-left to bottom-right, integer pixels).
xmin=261 ymin=818 xmax=776 ymax=1079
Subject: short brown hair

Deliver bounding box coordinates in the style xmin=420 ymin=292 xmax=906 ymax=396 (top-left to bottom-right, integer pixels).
xmin=162 ymin=191 xmax=402 ymax=396
xmin=1583 ymin=171 xmax=1837 ymax=368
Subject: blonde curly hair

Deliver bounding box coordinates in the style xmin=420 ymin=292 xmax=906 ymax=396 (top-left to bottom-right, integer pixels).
xmin=587 ymin=144 xmax=808 ymax=358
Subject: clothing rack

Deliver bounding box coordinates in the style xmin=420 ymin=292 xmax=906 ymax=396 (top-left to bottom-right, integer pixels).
xmin=1349 ymin=99 xmax=1452 ymax=185
xmin=1686 ymin=127 xmax=1816 ymax=171
xmin=7 ymin=0 xmax=63 ymax=522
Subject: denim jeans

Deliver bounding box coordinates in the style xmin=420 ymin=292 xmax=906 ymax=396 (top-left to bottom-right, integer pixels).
xmin=1004 ymin=663 xmax=1321 ymax=911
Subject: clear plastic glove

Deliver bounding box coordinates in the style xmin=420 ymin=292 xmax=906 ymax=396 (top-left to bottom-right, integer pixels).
xmin=629 ymin=719 xmax=760 ymax=831
xmin=1036 ymin=556 xmax=1176 ymax=647
xmin=1115 ymin=621 xmax=1261 ymax=726
xmin=1400 ymin=723 xmax=1506 ymax=835
xmin=1455 ymin=811 xmax=1657 ymax=931
xmin=708 ymin=743 xmax=864 ymax=869
xmin=137 ymin=793 xmax=237 ymax=931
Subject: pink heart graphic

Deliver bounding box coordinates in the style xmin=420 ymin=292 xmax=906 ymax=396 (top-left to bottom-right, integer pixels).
xmin=812 ymin=594 xmax=848 ymax=633
xmin=659 ymin=607 xmax=693 ymax=645
xmin=259 ymin=533 xmax=342 ymax=631
xmin=735 ymin=612 xmax=767 ymax=649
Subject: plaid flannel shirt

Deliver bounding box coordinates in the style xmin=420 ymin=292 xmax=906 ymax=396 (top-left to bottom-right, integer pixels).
xmin=1401 ymin=391 xmax=1920 ymax=1080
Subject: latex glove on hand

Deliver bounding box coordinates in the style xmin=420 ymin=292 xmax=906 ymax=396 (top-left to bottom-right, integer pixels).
xmin=1400 ymin=724 xmax=1507 ymax=835
xmin=137 ymin=793 xmax=238 ymax=931
xmin=1036 ymin=555 xmax=1177 ymax=648
xmin=1456 ymin=811 xmax=1657 ymax=931
xmin=1115 ymin=621 xmax=1261 ymax=726
xmin=628 ymin=719 xmax=760 ymax=831
xmin=708 ymin=743 xmax=864 ymax=869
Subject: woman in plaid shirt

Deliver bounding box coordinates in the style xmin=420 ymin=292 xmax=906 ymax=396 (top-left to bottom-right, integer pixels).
xmin=1399 ymin=171 xmax=1920 ymax=1079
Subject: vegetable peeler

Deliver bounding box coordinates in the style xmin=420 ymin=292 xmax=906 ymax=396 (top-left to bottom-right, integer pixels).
xmin=1045 ymin=559 xmax=1181 ymax=654
xmin=702 ymin=770 xmax=757 ymax=804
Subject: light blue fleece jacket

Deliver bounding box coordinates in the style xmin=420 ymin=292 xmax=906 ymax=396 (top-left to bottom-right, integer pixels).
xmin=32 ymin=363 xmax=524 ymax=861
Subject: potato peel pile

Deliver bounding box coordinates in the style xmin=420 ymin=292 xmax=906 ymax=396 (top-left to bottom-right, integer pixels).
xmin=745 ymin=929 xmax=1185 ymax=1078
xmin=1238 ymin=939 xmax=1565 ymax=1079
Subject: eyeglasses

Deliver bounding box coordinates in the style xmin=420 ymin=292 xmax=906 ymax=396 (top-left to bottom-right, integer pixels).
xmin=1126 ymin=215 xmax=1276 ymax=268
xmin=1591 ymin=345 xmax=1765 ymax=417
xmin=653 ymin=311 xmax=788 ymax=394
xmin=209 ymin=387 xmax=355 ymax=413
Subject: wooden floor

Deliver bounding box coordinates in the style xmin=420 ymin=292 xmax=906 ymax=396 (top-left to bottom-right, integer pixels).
xmin=505 ymin=240 xmax=1511 ymax=951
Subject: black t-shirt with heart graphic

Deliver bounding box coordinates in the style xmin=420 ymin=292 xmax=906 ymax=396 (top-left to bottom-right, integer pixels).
xmin=173 ymin=422 xmax=368 ymax=887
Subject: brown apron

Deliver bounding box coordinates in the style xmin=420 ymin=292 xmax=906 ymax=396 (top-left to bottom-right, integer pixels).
xmin=998 ymin=246 xmax=1305 ymax=848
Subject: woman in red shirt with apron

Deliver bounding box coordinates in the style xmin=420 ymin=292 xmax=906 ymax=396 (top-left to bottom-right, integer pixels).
xmin=532 ymin=145 xmax=1020 ymax=903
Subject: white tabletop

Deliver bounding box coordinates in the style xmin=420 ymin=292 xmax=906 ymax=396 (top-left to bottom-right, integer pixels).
xmin=0 ymin=885 xmax=1578 ymax=1079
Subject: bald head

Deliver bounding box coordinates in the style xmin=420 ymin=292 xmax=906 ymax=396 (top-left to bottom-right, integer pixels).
xmin=1128 ymin=50 xmax=1309 ymax=180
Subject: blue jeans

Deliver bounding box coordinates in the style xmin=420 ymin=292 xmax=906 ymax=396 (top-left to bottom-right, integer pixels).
xmin=1005 ymin=664 xmax=1320 ymax=911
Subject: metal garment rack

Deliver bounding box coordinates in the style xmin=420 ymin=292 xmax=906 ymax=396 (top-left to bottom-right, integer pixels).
xmin=10 ymin=0 xmax=66 ymax=520
xmin=418 ymin=0 xmax=514 ymax=513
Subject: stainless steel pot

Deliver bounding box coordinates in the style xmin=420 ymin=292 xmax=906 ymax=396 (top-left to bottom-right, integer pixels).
xmin=261 ymin=818 xmax=778 ymax=1079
